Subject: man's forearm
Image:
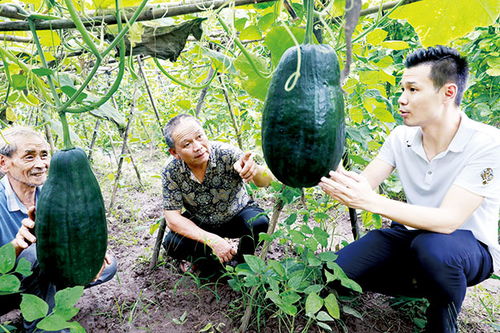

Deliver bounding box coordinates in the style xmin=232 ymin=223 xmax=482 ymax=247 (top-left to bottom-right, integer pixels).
xmin=164 ymin=212 xmax=219 ymax=245
xmin=369 ymin=195 xmax=463 ymax=234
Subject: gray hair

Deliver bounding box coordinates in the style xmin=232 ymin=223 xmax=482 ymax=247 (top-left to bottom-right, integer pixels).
xmin=163 ymin=114 xmax=201 ymax=148
xmin=0 ymin=126 xmax=46 ymax=157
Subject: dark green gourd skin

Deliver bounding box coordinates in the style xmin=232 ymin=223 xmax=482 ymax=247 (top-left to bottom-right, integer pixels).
xmin=36 ymin=148 xmax=107 ymax=288
xmin=262 ymin=44 xmax=345 ymax=188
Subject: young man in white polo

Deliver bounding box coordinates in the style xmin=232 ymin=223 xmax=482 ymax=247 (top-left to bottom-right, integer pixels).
xmin=319 ymin=46 xmax=499 ymax=332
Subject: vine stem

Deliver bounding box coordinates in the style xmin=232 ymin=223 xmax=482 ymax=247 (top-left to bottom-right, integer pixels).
xmin=216 ymin=15 xmax=272 ymax=79
xmin=28 ymin=19 xmax=74 ymax=149
xmin=153 ymin=57 xmax=217 ymax=90
xmin=59 ymin=0 xmax=149 ymax=112
xmin=303 ymin=0 xmax=314 ymax=44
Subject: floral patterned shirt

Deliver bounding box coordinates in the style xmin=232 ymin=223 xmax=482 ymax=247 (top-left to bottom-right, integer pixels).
xmin=162 ymin=141 xmax=250 ymax=227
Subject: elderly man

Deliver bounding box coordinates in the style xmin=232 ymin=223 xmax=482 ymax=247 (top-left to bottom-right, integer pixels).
xmin=162 ymin=114 xmax=272 ymax=277
xmin=320 ymin=46 xmax=499 ymax=332
xmin=0 ymin=126 xmax=116 ymax=333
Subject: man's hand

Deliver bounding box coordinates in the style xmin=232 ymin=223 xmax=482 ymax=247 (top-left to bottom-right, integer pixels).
xmin=319 ymin=169 xmax=379 ymax=211
xmin=234 ymin=152 xmax=257 ymax=183
xmin=207 ymin=235 xmax=236 ymax=263
xmin=11 ymin=206 xmax=36 ymax=256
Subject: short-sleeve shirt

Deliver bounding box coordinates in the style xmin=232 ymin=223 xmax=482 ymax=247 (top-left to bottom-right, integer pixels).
xmin=0 ymin=177 xmax=39 ymax=246
xmin=162 ymin=141 xmax=251 ymax=227
xmin=377 ymin=113 xmax=500 ymax=271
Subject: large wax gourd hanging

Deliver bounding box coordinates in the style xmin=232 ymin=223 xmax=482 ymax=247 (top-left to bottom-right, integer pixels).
xmin=36 ymin=147 xmax=107 ymax=288
xmin=261 ymin=0 xmax=345 ymax=188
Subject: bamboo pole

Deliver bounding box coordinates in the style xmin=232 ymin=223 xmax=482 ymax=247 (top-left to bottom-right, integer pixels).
xmin=239 ymin=195 xmax=285 ymax=332
xmin=0 ymin=0 xmax=423 ymax=32
xmin=137 ymin=56 xmax=162 ymax=126
xmin=217 ymin=73 xmax=242 ymax=150
xmin=0 ymin=0 xmax=276 ymax=32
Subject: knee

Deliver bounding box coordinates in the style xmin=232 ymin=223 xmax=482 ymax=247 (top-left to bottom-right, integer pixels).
xmin=252 ymin=215 xmax=269 ymax=234
xmin=410 ymin=233 xmax=454 ymax=270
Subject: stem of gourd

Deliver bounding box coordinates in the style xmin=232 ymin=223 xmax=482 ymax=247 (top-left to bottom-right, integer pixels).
xmin=28 ymin=19 xmax=74 ymax=149
xmin=304 ymin=0 xmax=314 ymax=44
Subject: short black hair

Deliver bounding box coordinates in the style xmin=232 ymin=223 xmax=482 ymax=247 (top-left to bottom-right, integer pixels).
xmin=163 ymin=114 xmax=201 ymax=148
xmin=404 ymin=45 xmax=469 ymax=106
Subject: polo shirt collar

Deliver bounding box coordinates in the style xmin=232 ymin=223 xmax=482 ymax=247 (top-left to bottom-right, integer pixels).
xmin=408 ymin=112 xmax=475 ymax=159
xmin=447 ymin=112 xmax=475 ymax=153
xmin=0 ymin=176 xmax=39 ymax=214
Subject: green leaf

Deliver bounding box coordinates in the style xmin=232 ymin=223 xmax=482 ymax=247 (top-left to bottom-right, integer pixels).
xmin=373 ymin=106 xmax=395 ymax=123
xmin=0 ymin=275 xmax=21 ymax=294
xmin=240 ymin=25 xmax=262 ymax=41
xmin=324 ymin=294 xmax=340 ymax=319
xmin=264 ymin=26 xmax=306 ymax=67
xmin=11 ymin=74 xmax=27 ymax=90
xmin=234 ymin=18 xmax=248 ymax=31
xmin=365 ymin=29 xmax=388 ymax=45
xmin=281 ymin=290 xmax=301 ymax=305
xmin=305 ymin=293 xmax=323 ymax=316
xmin=32 ymin=68 xmax=54 ymax=76
xmin=324 ymin=269 xmax=335 ymax=283
xmin=86 ymin=95 xmax=126 ymax=129
xmin=234 ymin=52 xmax=270 ymax=101
xmin=342 ymin=305 xmax=363 ymax=319
xmin=317 ymin=321 xmax=333 ymax=331
xmin=281 ymin=186 xmax=302 ymax=204
xmin=67 ymin=321 xmax=86 ymax=333
xmin=268 ymin=260 xmax=285 ymax=277
xmin=20 ymin=294 xmax=49 ymax=321
xmin=318 ymin=251 xmax=337 ymax=262
xmin=306 ymin=251 xmax=322 ymax=267
xmin=390 ymin=0 xmax=498 ymax=47
xmin=380 ymin=41 xmax=409 ymax=50
xmin=202 ymin=48 xmax=236 ymax=74
xmin=0 ymin=243 xmax=16 ymax=273
xmin=327 ymin=262 xmax=362 ymax=293
xmin=313 ymin=227 xmax=329 ymax=248
xmin=176 ymin=100 xmax=192 ymax=110
xmin=244 ymin=255 xmax=266 ymax=273
xmin=14 ymin=258 xmax=33 ymax=277
xmin=37 ymin=313 xmax=70 ymax=331
xmin=54 ymin=286 xmax=84 ymax=318
xmin=303 ymin=284 xmax=323 ymax=294
xmin=60 ymin=86 xmax=87 ymax=103
xmin=258 ymin=13 xmax=276 ymax=32
xmin=283 ymin=212 xmax=297 ymax=225
xmin=316 ymin=310 xmax=335 ymax=322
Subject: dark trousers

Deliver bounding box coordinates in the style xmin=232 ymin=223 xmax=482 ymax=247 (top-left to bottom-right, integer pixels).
xmin=335 ymin=223 xmax=493 ymax=333
xmin=162 ymin=204 xmax=269 ymax=274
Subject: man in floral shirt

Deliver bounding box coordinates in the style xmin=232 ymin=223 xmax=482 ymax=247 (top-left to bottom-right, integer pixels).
xmin=162 ymin=114 xmax=272 ymax=277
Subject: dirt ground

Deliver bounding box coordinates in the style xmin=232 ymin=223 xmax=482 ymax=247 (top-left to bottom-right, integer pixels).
xmin=2 ymin=152 xmax=498 ymax=332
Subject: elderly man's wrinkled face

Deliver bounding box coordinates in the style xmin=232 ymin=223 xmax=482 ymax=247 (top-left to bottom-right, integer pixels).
xmin=169 ymin=119 xmax=210 ymax=169
xmin=1 ymin=135 xmax=50 ymax=188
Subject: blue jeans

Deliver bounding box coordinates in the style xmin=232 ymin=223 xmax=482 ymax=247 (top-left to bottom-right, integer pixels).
xmin=163 ymin=204 xmax=269 ymax=275
xmin=0 ymin=245 xmax=117 ymax=333
xmin=334 ymin=222 xmax=493 ymax=333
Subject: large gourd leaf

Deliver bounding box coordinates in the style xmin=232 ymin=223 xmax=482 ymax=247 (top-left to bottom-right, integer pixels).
xmin=390 ymin=0 xmax=498 ymax=46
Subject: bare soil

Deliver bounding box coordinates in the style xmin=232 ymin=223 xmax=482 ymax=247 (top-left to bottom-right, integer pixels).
xmin=2 ymin=153 xmax=498 ymax=332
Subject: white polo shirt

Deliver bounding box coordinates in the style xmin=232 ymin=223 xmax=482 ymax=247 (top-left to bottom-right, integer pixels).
xmin=376 ymin=113 xmax=500 ymax=272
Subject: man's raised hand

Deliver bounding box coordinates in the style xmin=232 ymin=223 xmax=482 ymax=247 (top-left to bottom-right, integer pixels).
xmin=234 ymin=152 xmax=257 ymax=183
